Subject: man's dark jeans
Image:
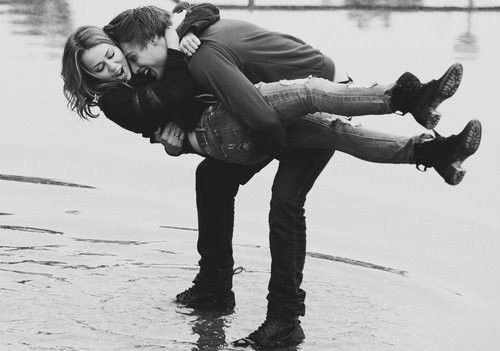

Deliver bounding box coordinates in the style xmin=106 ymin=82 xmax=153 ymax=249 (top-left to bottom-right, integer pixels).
xmin=195 ymin=148 xmax=334 ymax=320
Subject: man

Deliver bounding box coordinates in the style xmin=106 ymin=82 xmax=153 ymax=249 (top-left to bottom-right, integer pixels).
xmin=103 ymin=4 xmax=475 ymax=348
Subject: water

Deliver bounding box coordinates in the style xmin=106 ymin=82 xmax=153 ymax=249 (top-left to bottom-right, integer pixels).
xmin=1 ymin=1 xmax=499 ymax=350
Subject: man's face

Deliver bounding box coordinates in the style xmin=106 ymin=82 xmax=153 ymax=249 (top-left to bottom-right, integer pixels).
xmin=121 ymin=36 xmax=168 ymax=80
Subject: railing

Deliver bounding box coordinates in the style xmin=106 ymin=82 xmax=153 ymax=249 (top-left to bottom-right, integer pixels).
xmin=172 ymin=0 xmax=500 ymax=11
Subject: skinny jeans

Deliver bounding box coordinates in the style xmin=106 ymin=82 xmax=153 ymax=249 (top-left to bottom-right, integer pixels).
xmin=194 ymin=77 xmax=423 ymax=166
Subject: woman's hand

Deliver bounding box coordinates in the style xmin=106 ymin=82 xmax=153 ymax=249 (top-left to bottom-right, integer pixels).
xmin=154 ymin=122 xmax=185 ymax=156
xmin=180 ymin=32 xmax=201 ymax=56
xmin=165 ymin=27 xmax=181 ymax=51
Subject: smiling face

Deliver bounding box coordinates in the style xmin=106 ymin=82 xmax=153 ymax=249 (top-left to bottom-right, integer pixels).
xmin=120 ymin=36 xmax=168 ymax=80
xmin=81 ymin=43 xmax=132 ymax=82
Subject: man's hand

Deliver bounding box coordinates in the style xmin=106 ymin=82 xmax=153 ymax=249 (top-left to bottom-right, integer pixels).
xmin=180 ymin=32 xmax=201 ymax=56
xmin=155 ymin=122 xmax=185 ymax=156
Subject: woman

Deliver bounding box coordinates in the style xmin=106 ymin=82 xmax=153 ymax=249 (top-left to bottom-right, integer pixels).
xmin=61 ymin=25 xmax=480 ymax=185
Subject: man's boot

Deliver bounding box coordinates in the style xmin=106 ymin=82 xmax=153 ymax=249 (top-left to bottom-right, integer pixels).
xmin=176 ymin=270 xmax=236 ymax=311
xmin=391 ymin=63 xmax=463 ymax=129
xmin=233 ymin=317 xmax=305 ymax=348
xmin=413 ymin=119 xmax=482 ymax=185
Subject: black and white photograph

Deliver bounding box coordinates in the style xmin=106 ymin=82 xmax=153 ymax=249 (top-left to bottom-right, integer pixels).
xmin=0 ymin=0 xmax=498 ymax=350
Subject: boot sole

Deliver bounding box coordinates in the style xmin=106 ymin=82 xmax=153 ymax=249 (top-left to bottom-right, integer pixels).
xmin=436 ymin=119 xmax=481 ymax=185
xmin=436 ymin=162 xmax=466 ymax=186
xmin=181 ymin=291 xmax=235 ymax=311
xmin=233 ymin=323 xmax=305 ymax=349
xmin=415 ymin=63 xmax=463 ymax=130
xmin=460 ymin=119 xmax=482 ymax=156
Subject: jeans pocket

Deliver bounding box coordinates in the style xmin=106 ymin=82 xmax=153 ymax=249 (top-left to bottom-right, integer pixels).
xmin=213 ymin=126 xmax=265 ymax=165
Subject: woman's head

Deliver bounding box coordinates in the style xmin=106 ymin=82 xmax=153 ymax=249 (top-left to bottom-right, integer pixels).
xmin=61 ymin=26 xmax=131 ymax=119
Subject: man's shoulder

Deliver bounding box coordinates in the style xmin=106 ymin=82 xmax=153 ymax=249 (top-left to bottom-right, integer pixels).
xmin=200 ymin=18 xmax=265 ymax=38
xmin=211 ymin=18 xmax=260 ymax=28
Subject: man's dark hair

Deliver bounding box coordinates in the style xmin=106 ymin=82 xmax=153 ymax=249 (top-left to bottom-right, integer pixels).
xmin=104 ymin=6 xmax=172 ymax=48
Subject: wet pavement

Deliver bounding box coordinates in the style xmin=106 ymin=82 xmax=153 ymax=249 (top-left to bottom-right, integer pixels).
xmin=0 ymin=201 xmax=484 ymax=350
xmin=1 ymin=171 xmax=496 ymax=350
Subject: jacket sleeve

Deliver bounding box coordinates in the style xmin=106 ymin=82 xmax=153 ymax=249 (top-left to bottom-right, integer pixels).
xmin=175 ymin=3 xmax=220 ymax=38
xmin=99 ymin=86 xmax=159 ymax=139
xmin=188 ymin=43 xmax=287 ymax=158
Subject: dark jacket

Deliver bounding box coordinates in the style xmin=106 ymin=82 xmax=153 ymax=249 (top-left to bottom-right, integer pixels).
xmin=187 ymin=19 xmax=335 ymax=158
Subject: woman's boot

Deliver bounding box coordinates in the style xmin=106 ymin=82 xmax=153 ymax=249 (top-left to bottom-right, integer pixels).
xmin=390 ymin=63 xmax=463 ymax=129
xmin=413 ymin=119 xmax=482 ymax=185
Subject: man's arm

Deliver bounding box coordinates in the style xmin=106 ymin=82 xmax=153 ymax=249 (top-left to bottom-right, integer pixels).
xmin=188 ymin=43 xmax=287 ymax=158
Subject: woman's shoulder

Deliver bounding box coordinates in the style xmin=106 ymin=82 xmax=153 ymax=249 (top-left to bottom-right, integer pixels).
xmin=98 ymin=84 xmax=133 ymax=112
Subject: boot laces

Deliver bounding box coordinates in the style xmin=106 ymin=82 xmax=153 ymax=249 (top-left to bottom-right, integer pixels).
xmin=400 ymin=78 xmax=422 ymax=92
xmin=419 ymin=129 xmax=441 ymax=171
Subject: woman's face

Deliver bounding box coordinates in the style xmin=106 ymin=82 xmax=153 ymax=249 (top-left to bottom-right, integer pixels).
xmin=81 ymin=43 xmax=132 ymax=82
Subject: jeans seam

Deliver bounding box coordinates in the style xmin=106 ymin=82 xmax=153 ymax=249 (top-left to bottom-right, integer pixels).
xmin=304 ymin=116 xmax=403 ymax=143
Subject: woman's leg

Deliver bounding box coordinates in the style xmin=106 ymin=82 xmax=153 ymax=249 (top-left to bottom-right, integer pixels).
xmin=256 ymin=77 xmax=393 ymax=125
xmin=256 ymin=63 xmax=463 ymax=129
xmin=285 ymin=113 xmax=429 ymax=164
xmin=285 ymin=113 xmax=482 ymax=185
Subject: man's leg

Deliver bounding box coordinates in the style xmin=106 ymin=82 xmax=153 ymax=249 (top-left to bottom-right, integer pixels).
xmin=177 ymin=157 xmax=268 ymax=309
xmin=268 ymin=148 xmax=334 ymax=319
xmin=238 ymin=148 xmax=334 ymax=348
xmin=196 ymin=159 xmax=238 ymax=284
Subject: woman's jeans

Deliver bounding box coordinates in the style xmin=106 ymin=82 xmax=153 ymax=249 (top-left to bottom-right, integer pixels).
xmin=194 ymin=77 xmax=426 ymax=166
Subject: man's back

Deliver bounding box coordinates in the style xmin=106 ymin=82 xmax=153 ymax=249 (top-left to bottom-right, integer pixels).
xmin=193 ymin=18 xmax=334 ymax=83
xmin=187 ymin=18 xmax=335 ymax=155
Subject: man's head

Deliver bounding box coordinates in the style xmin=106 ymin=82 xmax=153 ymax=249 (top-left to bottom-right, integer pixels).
xmin=104 ymin=6 xmax=172 ymax=80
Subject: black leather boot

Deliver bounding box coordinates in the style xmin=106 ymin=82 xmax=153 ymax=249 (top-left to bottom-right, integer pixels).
xmin=413 ymin=119 xmax=481 ymax=185
xmin=176 ymin=268 xmax=241 ymax=311
xmin=233 ymin=316 xmax=305 ymax=348
xmin=391 ymin=63 xmax=463 ymax=129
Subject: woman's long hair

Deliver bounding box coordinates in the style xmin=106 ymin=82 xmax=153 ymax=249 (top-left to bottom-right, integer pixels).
xmin=61 ymin=26 xmax=127 ymax=119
